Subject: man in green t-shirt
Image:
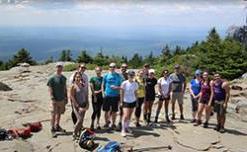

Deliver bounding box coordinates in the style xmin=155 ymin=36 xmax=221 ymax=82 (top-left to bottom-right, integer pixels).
xmin=47 ymin=62 xmax=67 ymax=137
xmin=90 ymin=66 xmax=103 ymax=130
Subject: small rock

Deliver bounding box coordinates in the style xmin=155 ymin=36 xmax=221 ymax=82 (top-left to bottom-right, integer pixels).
xmin=0 ymin=82 xmax=12 ymax=91
xmin=242 ymin=73 xmax=247 ymax=79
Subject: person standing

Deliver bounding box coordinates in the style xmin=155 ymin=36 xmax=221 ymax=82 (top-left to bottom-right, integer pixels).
xmin=69 ymin=64 xmax=89 ymax=124
xmin=102 ymin=63 xmax=123 ymax=130
xmin=120 ymin=70 xmax=139 ymax=137
xmin=70 ymin=72 xmax=89 ymax=139
xmin=47 ymin=62 xmax=67 ymax=138
xmin=189 ymin=70 xmax=202 ymax=123
xmin=143 ymin=69 xmax=157 ymax=125
xmin=211 ymin=73 xmax=230 ymax=133
xmin=154 ymin=69 xmax=171 ymax=123
xmin=117 ymin=63 xmax=129 ymax=130
xmin=90 ymin=66 xmax=104 ymax=131
xmin=134 ymin=70 xmax=146 ymax=127
xmin=169 ymin=64 xmax=186 ymax=120
xmin=194 ymin=71 xmax=213 ymax=128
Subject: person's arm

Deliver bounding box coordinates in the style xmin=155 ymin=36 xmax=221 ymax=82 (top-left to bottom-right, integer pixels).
xmin=120 ymin=82 xmax=125 ymax=106
xmin=48 ymin=86 xmax=55 ymax=101
xmin=208 ymin=81 xmax=214 ymax=106
xmin=223 ymin=81 xmax=230 ymax=108
xmin=183 ymin=76 xmax=187 ymax=94
xmin=189 ymin=81 xmax=195 ymax=98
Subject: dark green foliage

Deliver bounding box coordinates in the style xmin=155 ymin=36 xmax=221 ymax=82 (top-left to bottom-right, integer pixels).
xmin=10 ymin=48 xmax=37 ymax=67
xmin=128 ymin=53 xmax=143 ymax=68
xmin=59 ymin=50 xmax=73 ymax=61
xmin=77 ymin=50 xmax=93 ymax=63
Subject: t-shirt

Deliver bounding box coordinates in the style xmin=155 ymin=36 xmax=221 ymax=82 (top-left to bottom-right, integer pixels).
xmin=169 ymin=73 xmax=186 ymax=92
xmin=190 ymin=79 xmax=201 ymax=96
xmin=121 ymin=80 xmax=138 ymax=103
xmin=135 ymin=76 xmax=145 ymax=98
xmin=158 ymin=77 xmax=170 ymax=96
xmin=47 ymin=74 xmax=67 ymax=101
xmin=103 ymin=72 xmax=123 ymax=97
xmin=121 ymin=72 xmax=128 ymax=81
xmin=90 ymin=76 xmax=103 ymax=91
xmin=145 ymin=77 xmax=157 ymax=97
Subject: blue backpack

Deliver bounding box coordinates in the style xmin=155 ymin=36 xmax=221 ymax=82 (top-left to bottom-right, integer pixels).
xmin=97 ymin=141 xmax=121 ymax=152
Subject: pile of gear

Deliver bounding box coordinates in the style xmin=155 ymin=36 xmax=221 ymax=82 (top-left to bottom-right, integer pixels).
xmin=0 ymin=122 xmax=42 ymax=141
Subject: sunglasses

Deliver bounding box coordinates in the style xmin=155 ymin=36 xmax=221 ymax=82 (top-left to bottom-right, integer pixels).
xmin=109 ymin=66 xmax=116 ymax=68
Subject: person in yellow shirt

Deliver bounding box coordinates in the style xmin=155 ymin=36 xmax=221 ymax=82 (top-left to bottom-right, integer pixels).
xmin=134 ymin=70 xmax=146 ymax=127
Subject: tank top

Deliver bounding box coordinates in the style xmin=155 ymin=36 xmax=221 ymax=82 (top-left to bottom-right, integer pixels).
xmin=201 ymin=81 xmax=211 ymax=101
xmin=213 ymin=80 xmax=226 ymax=101
xmin=73 ymin=84 xmax=87 ymax=107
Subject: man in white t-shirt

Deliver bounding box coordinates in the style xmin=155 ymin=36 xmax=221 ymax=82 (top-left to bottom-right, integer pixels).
xmin=155 ymin=69 xmax=171 ymax=123
xmin=120 ymin=70 xmax=138 ymax=137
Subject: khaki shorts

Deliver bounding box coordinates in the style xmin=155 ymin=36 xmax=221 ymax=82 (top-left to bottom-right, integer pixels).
xmin=50 ymin=101 xmax=66 ymax=114
xmin=171 ymin=92 xmax=184 ymax=105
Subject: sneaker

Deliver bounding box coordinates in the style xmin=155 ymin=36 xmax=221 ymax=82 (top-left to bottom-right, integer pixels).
xmin=203 ymin=122 xmax=208 ymax=128
xmin=191 ymin=119 xmax=197 ymax=123
xmin=90 ymin=124 xmax=95 ymax=131
xmin=136 ymin=122 xmax=141 ymax=127
xmin=51 ymin=128 xmax=57 ymax=138
xmin=111 ymin=124 xmax=117 ymax=130
xmin=214 ymin=125 xmax=220 ymax=131
xmin=171 ymin=114 xmax=175 ymax=120
xmin=121 ymin=130 xmax=126 ymax=137
xmin=194 ymin=120 xmax=202 ymax=126
xmin=96 ymin=124 xmax=101 ymax=130
xmin=55 ymin=125 xmax=66 ymax=132
xmin=180 ymin=115 xmax=185 ymax=120
xmin=154 ymin=117 xmax=158 ymax=123
xmin=166 ymin=116 xmax=171 ymax=123
xmin=219 ymin=127 xmax=225 ymax=133
xmin=103 ymin=123 xmax=109 ymax=129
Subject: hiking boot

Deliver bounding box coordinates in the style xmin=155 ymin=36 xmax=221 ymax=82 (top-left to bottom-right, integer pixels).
xmin=171 ymin=114 xmax=175 ymax=120
xmin=90 ymin=124 xmax=95 ymax=131
xmin=136 ymin=122 xmax=141 ymax=127
xmin=180 ymin=115 xmax=185 ymax=120
xmin=96 ymin=124 xmax=101 ymax=130
xmin=111 ymin=124 xmax=117 ymax=130
xmin=194 ymin=120 xmax=202 ymax=126
xmin=103 ymin=123 xmax=110 ymax=129
xmin=203 ymin=122 xmax=208 ymax=128
xmin=55 ymin=125 xmax=66 ymax=132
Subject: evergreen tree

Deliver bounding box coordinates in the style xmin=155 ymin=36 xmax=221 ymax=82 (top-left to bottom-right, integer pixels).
xmin=10 ymin=48 xmax=36 ymax=67
xmin=77 ymin=50 xmax=93 ymax=63
xmin=59 ymin=50 xmax=67 ymax=61
xmin=129 ymin=53 xmax=143 ymax=68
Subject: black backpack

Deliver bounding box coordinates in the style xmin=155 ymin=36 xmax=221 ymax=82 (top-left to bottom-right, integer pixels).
xmin=0 ymin=129 xmax=9 ymax=140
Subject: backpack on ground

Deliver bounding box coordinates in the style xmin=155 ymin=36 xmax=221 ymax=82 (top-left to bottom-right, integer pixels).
xmin=0 ymin=129 xmax=10 ymax=140
xmin=97 ymin=141 xmax=121 ymax=152
xmin=79 ymin=128 xmax=98 ymax=151
xmin=23 ymin=122 xmax=42 ymax=132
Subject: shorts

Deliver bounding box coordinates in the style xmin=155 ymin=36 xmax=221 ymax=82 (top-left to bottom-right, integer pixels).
xmin=191 ymin=96 xmax=198 ymax=112
xmin=145 ymin=94 xmax=156 ymax=101
xmin=79 ymin=102 xmax=89 ymax=108
xmin=122 ymin=101 xmax=136 ymax=108
xmin=50 ymin=100 xmax=66 ymax=114
xmin=214 ymin=101 xmax=226 ymax=115
xmin=200 ymin=97 xmax=210 ymax=104
xmin=103 ymin=96 xmax=120 ymax=112
xmin=159 ymin=95 xmax=170 ymax=101
xmin=171 ymin=92 xmax=183 ymax=104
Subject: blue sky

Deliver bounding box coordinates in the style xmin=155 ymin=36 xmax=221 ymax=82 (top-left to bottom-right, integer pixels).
xmin=0 ymin=0 xmax=246 ymax=29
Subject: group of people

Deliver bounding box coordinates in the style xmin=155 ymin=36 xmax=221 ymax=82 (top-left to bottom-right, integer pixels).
xmin=47 ymin=62 xmax=230 ymax=139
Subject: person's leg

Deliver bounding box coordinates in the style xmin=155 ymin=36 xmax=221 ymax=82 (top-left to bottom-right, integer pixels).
xmin=178 ymin=93 xmax=184 ymax=119
xmin=135 ymin=98 xmax=144 ymax=126
xmin=143 ymin=100 xmax=148 ymax=122
xmin=74 ymin=109 xmax=83 ymax=136
xmin=146 ymin=101 xmax=151 ymax=124
xmin=91 ymin=99 xmax=97 ymax=129
xmin=195 ymin=103 xmax=204 ymax=126
xmin=103 ymin=97 xmax=110 ymax=127
xmin=219 ymin=104 xmax=226 ymax=132
xmin=191 ymin=97 xmax=198 ymax=122
xmin=148 ymin=101 xmax=154 ymax=123
xmin=127 ymin=108 xmax=134 ymax=132
xmin=111 ymin=97 xmax=119 ymax=129
xmin=164 ymin=99 xmax=170 ymax=122
xmin=203 ymin=104 xmax=211 ymax=128
xmin=155 ymin=100 xmax=163 ymax=123
xmin=118 ymin=106 xmax=123 ymax=128
xmin=121 ymin=107 xmax=128 ymax=136
xmin=171 ymin=92 xmax=176 ymax=119
xmin=96 ymin=99 xmax=103 ymax=127
xmin=50 ymin=102 xmax=56 ymax=131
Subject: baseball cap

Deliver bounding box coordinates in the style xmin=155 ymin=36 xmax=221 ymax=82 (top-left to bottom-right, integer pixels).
xmin=55 ymin=62 xmax=63 ymax=67
xmin=195 ymin=69 xmax=202 ymax=75
xmin=149 ymin=69 xmax=155 ymax=74
xmin=109 ymin=62 xmax=116 ymax=67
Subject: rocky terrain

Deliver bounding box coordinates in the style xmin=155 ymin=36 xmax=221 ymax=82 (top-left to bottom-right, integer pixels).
xmin=0 ymin=63 xmax=246 ymax=152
